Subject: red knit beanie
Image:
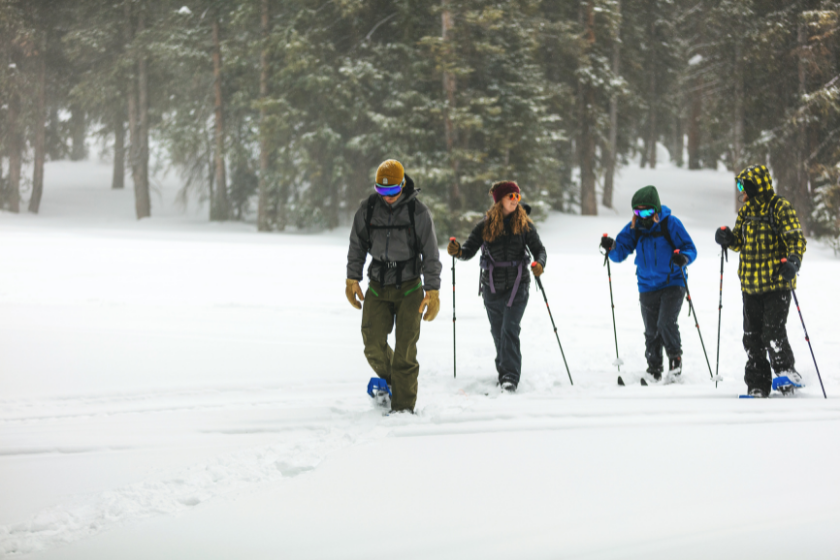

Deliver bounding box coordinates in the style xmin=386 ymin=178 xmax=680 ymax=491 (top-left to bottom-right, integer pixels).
xmin=490 ymin=181 xmax=521 ymax=203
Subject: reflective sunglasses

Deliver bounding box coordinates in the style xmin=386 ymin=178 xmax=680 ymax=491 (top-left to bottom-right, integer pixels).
xmin=374 ymin=179 xmax=405 ymax=197
xmin=736 ymin=178 xmax=745 ymax=193
xmin=633 ymin=207 xmax=656 ymax=219
xmin=506 ymin=192 xmax=522 ymax=202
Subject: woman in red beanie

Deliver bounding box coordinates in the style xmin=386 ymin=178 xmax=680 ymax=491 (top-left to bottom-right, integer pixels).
xmin=447 ymin=181 xmax=547 ymax=392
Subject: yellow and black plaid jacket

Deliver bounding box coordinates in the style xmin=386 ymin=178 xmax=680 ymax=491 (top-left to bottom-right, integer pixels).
xmin=729 ymin=165 xmax=807 ymax=294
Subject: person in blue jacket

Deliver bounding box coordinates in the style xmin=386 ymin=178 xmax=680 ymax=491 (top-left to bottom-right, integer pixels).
xmin=600 ymin=185 xmax=697 ymax=380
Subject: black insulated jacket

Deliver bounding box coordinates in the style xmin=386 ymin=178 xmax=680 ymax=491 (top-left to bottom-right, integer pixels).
xmin=458 ymin=204 xmax=547 ymax=294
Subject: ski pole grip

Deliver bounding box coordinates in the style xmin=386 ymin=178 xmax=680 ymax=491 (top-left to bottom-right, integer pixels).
xmin=449 ymin=237 xmax=456 ymax=241
xmin=602 ymin=233 xmax=608 ymax=237
xmin=531 ymin=262 xmax=537 ymax=268
xmin=674 ymin=249 xmax=680 ymax=254
xmin=781 ymin=258 xmax=787 ymax=263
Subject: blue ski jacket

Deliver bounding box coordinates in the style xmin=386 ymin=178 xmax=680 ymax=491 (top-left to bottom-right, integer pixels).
xmin=608 ymin=205 xmax=698 ymax=293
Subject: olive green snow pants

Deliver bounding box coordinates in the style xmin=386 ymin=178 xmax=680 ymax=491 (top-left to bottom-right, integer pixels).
xmin=361 ymin=279 xmax=424 ymax=412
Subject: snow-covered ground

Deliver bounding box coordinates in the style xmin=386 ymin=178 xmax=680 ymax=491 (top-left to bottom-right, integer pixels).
xmin=1 ymin=154 xmax=839 ymax=559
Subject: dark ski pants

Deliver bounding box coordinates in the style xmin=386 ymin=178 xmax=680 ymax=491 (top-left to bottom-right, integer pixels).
xmin=742 ymin=290 xmax=795 ymax=394
xmin=361 ymin=279 xmax=424 ymax=412
xmin=483 ymin=285 xmax=529 ymax=386
xmin=639 ymin=286 xmax=685 ymax=367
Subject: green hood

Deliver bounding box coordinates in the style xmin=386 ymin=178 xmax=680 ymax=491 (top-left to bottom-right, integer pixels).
xmin=631 ymin=185 xmax=661 ymax=214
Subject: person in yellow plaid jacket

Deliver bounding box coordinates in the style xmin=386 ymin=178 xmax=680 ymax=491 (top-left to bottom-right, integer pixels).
xmin=715 ymin=164 xmax=807 ymax=397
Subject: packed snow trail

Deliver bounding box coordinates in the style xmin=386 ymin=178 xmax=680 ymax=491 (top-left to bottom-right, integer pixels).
xmin=1 ymin=155 xmax=839 ymax=558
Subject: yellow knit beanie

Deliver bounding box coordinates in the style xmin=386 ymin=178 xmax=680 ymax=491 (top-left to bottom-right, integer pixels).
xmin=375 ymin=160 xmax=405 ymax=187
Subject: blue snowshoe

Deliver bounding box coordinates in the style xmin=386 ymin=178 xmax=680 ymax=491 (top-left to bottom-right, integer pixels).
xmin=367 ymin=378 xmax=392 ymax=407
xmin=772 ymin=373 xmax=804 ymax=396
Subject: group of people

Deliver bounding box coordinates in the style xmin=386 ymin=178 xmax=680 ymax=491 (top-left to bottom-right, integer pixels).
xmin=345 ymin=160 xmax=807 ymax=412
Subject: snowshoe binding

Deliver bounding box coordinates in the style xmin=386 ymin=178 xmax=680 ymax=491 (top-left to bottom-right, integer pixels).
xmin=367 ymin=377 xmax=392 ymax=408
xmin=772 ymin=372 xmax=804 ymax=396
xmin=740 ymin=387 xmax=769 ymax=399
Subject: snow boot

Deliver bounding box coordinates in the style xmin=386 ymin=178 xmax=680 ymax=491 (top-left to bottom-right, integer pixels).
xmin=668 ymin=356 xmax=682 ymax=378
xmin=747 ymin=387 xmax=768 ymax=398
xmin=501 ymin=381 xmax=517 ymax=393
xmin=646 ymin=363 xmax=663 ymax=382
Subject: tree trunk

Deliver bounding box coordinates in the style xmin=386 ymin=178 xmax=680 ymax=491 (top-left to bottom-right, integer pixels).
xmin=211 ymin=17 xmax=228 ymax=221
xmin=6 ymin=90 xmax=22 ymax=213
xmin=796 ymin=20 xmax=811 ymax=235
xmin=442 ymin=0 xmax=460 ymax=215
xmin=733 ymin=37 xmax=744 ymax=210
xmin=69 ymin=105 xmax=86 ymax=161
xmin=29 ymin=40 xmax=47 ymax=214
xmin=646 ymin=14 xmax=657 ymax=169
xmin=257 ymin=0 xmax=272 ymax=231
xmin=674 ymin=114 xmax=684 ymax=167
xmin=134 ymin=6 xmax=151 ymax=219
xmin=579 ymin=0 xmax=597 ymax=216
xmin=112 ymin=110 xmax=125 ymax=189
xmin=602 ymin=0 xmax=621 ymax=209
xmin=687 ymin=88 xmax=701 ymax=169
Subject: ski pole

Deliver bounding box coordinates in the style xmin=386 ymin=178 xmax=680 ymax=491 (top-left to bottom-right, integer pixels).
xmin=601 ymin=234 xmax=622 ymax=373
xmin=715 ymin=232 xmax=728 ymax=388
xmin=450 ymin=237 xmax=457 ymax=379
xmin=532 ymin=263 xmax=573 ymax=386
xmin=782 ymin=258 xmax=827 ymax=399
xmin=674 ymin=250 xmax=714 ymax=380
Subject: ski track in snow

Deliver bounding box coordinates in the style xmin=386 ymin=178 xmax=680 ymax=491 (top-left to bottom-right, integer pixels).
xmin=2 ymin=377 xmax=839 ymax=557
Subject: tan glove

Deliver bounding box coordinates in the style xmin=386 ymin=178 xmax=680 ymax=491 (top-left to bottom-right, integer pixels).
xmin=418 ymin=290 xmax=440 ymax=321
xmin=531 ymin=262 xmax=543 ymax=277
xmin=345 ymin=279 xmax=364 ymax=309
xmin=447 ymin=238 xmax=461 ymax=257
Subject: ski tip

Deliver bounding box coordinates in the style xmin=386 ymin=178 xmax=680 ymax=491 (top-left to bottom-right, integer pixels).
xmin=739 ymin=395 xmax=755 ymax=399
xmin=641 ymin=378 xmax=648 ymax=386
xmin=617 ymin=376 xmax=625 ymax=386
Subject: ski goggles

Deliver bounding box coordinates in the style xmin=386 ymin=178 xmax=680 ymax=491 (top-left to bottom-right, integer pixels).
xmin=633 ymin=207 xmax=656 ymax=219
xmin=736 ymin=178 xmax=745 ymax=193
xmin=374 ymin=179 xmax=405 ymax=197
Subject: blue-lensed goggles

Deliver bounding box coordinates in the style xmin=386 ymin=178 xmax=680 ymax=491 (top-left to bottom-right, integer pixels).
xmin=633 ymin=207 xmax=656 ymax=219
xmin=374 ymin=179 xmax=405 ymax=197
xmin=736 ymin=179 xmax=745 ymax=193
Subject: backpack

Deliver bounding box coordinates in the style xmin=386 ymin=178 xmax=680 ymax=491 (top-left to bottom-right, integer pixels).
xmin=363 ymin=193 xmax=422 ymax=288
xmin=634 ymin=215 xmax=676 ymax=252
xmin=740 ymin=195 xmax=784 ymax=240
xmin=478 ymin=229 xmax=531 ymax=308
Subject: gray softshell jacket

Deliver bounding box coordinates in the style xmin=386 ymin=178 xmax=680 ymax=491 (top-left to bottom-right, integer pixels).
xmin=347 ymin=176 xmax=442 ymax=291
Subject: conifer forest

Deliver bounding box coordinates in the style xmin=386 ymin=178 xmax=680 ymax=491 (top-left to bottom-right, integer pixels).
xmin=1 ymin=0 xmax=840 ymax=242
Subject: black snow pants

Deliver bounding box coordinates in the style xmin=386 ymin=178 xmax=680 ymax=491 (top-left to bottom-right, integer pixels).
xmin=483 ymin=285 xmax=529 ymax=387
xmin=742 ymin=290 xmax=796 ymax=394
xmin=639 ymin=286 xmax=685 ymax=368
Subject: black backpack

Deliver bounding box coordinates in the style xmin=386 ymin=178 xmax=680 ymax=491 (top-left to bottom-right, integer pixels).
xmin=740 ymin=195 xmax=784 ymax=239
xmin=363 ymin=193 xmax=422 ymax=288
xmin=634 ymin=215 xmax=676 ymax=251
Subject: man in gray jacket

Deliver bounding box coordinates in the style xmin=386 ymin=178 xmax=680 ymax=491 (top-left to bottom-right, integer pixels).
xmin=345 ymin=159 xmax=441 ymax=413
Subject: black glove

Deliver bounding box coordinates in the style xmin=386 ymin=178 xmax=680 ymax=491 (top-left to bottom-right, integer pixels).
xmin=600 ymin=236 xmax=615 ymax=251
xmin=671 ymin=252 xmax=689 ymax=267
xmin=779 ymin=255 xmax=801 ymax=281
xmin=715 ymin=226 xmax=734 ymax=247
